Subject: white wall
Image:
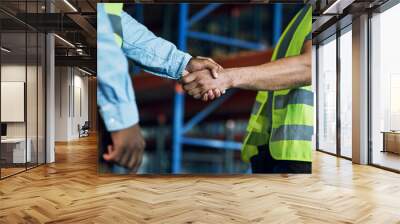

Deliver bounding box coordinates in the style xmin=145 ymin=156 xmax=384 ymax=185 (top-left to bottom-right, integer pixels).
xmin=54 ymin=67 xmax=89 ymax=141
xmin=72 ymin=73 xmax=89 ymax=137
xmin=55 ymin=66 xmax=69 ymax=141
xmin=1 ymin=65 xmax=33 ymax=138
xmin=1 ymin=63 xmax=46 ymax=164
xmin=371 ymin=4 xmax=400 ymax=154
xmin=1 ymin=65 xmax=26 ymax=140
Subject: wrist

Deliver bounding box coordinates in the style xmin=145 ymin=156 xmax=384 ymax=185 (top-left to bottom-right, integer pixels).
xmin=178 ymin=54 xmax=192 ymax=78
xmin=222 ymin=68 xmax=236 ymax=89
xmin=99 ymin=101 xmax=139 ymax=132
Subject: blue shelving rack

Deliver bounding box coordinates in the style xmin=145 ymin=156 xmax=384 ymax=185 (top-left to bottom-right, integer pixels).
xmin=172 ymin=3 xmax=283 ymax=173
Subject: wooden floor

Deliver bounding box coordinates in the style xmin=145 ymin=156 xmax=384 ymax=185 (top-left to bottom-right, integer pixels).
xmin=373 ymin=151 xmax=400 ymax=171
xmin=1 ymin=163 xmax=44 ymax=178
xmin=1 ymin=167 xmax=26 ymax=178
xmin=1 ymin=135 xmax=400 ymax=224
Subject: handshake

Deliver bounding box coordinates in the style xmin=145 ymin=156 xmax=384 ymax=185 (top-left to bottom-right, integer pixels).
xmin=181 ymin=56 xmax=232 ymax=101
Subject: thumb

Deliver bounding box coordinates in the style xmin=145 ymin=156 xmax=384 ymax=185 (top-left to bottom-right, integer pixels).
xmin=211 ymin=68 xmax=219 ymax=79
xmin=203 ymin=60 xmax=219 ymax=79
xmin=197 ymin=56 xmax=222 ymax=78
xmin=103 ymin=145 xmax=116 ymax=161
xmin=182 ymin=69 xmax=189 ymax=76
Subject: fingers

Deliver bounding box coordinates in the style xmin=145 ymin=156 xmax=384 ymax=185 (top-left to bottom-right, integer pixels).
xmin=182 ymin=78 xmax=204 ymax=98
xmin=106 ymin=125 xmax=146 ymax=171
xmin=200 ymin=89 xmax=222 ymax=102
xmin=103 ymin=145 xmax=119 ymax=161
xmin=204 ymin=60 xmax=220 ymax=79
xmin=196 ymin=56 xmax=223 ymax=71
xmin=102 ymin=145 xmax=112 ymax=161
xmin=119 ymin=147 xmax=132 ymax=166
xmin=211 ymin=68 xmax=219 ymax=79
xmin=207 ymin=89 xmax=215 ymax=100
xmin=202 ymin=93 xmax=208 ymax=101
xmin=181 ymin=73 xmax=197 ymax=84
xmin=187 ymin=84 xmax=210 ymax=100
xmin=117 ymin=143 xmax=144 ymax=170
xmin=206 ymin=57 xmax=223 ymax=76
xmin=213 ymin=89 xmax=221 ymax=98
xmin=185 ymin=83 xmax=222 ymax=101
xmin=187 ymin=85 xmax=202 ymax=97
xmin=181 ymin=69 xmax=189 ymax=77
xmin=128 ymin=150 xmax=142 ymax=168
xmin=107 ymin=145 xmax=112 ymax=155
xmin=193 ymin=94 xmax=201 ymax=99
xmin=181 ymin=66 xmax=223 ymax=101
xmin=182 ymin=81 xmax=198 ymax=92
xmin=196 ymin=56 xmax=221 ymax=79
xmin=130 ymin=151 xmax=143 ymax=173
xmin=128 ymin=150 xmax=138 ymax=169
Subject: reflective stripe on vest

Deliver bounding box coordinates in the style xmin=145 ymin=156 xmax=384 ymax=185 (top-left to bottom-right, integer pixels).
xmin=104 ymin=3 xmax=123 ymax=47
xmin=242 ymin=6 xmax=313 ymax=163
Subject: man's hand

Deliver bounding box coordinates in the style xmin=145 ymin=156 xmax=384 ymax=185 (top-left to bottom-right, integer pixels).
xmin=182 ymin=69 xmax=233 ymax=101
xmin=186 ymin=56 xmax=223 ymax=78
xmin=184 ymin=56 xmax=224 ymax=101
xmin=103 ymin=124 xmax=146 ymax=172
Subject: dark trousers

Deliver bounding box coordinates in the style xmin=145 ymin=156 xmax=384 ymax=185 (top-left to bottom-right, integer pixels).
xmin=250 ymin=145 xmax=311 ymax=174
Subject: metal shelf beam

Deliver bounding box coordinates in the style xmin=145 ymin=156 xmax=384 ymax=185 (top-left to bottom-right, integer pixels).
xmin=172 ymin=3 xmax=281 ymax=173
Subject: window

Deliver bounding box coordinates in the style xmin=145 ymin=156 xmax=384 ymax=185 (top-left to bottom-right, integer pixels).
xmin=370 ymin=3 xmax=400 ymax=171
xmin=0 ymin=1 xmax=47 ymax=179
xmin=312 ymin=45 xmax=317 ymax=150
xmin=317 ymin=36 xmax=337 ymax=154
xmin=339 ymin=28 xmax=352 ymax=158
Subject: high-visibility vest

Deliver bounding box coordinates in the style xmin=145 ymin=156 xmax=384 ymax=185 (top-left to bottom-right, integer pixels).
xmin=104 ymin=3 xmax=124 ymax=47
xmin=242 ymin=5 xmax=313 ymax=163
xmin=103 ymin=3 xmax=139 ymax=74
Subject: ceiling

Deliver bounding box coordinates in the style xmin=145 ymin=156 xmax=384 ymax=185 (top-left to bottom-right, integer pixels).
xmin=311 ymin=0 xmax=392 ymax=43
xmin=5 ymin=0 xmax=390 ymax=73
xmin=1 ymin=1 xmax=304 ymax=75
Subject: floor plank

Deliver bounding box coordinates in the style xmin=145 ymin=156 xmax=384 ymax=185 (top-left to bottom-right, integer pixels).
xmin=1 ymin=135 xmax=400 ymax=224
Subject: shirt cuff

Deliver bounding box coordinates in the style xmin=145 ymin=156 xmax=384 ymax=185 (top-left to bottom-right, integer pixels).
xmin=173 ymin=52 xmax=192 ymax=79
xmin=99 ymin=101 xmax=139 ymax=132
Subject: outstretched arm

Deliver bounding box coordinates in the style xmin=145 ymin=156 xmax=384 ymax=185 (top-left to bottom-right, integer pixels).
xmin=182 ymin=40 xmax=312 ymax=97
xmin=227 ymin=40 xmax=311 ymax=91
xmin=120 ymin=11 xmax=221 ymax=79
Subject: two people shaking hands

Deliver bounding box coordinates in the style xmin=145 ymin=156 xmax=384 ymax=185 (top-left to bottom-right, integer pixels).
xmin=98 ymin=3 xmax=312 ymax=172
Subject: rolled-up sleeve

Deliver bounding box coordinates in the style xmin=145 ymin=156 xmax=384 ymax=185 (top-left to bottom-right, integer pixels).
xmin=120 ymin=11 xmax=192 ymax=80
xmin=97 ymin=4 xmax=139 ymax=131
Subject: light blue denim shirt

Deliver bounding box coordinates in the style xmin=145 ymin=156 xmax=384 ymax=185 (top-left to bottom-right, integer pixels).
xmin=97 ymin=4 xmax=192 ymax=132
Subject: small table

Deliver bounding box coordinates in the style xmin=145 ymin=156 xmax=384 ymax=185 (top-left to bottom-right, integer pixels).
xmin=381 ymin=131 xmax=400 ymax=154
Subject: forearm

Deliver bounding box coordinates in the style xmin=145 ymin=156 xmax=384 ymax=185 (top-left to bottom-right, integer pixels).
xmin=226 ymin=54 xmax=311 ymax=91
xmin=121 ymin=11 xmax=191 ymax=79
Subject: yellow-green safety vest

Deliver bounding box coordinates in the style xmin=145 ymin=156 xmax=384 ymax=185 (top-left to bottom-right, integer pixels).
xmin=104 ymin=3 xmax=124 ymax=47
xmin=104 ymin=3 xmax=139 ymax=74
xmin=242 ymin=5 xmax=313 ymax=163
